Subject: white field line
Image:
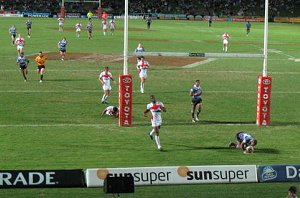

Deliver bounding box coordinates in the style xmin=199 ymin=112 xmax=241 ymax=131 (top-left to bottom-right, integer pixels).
xmin=1 ymin=122 xmax=299 ymax=127
xmin=182 ymin=58 xmax=217 ymax=68
xmin=0 ymin=124 xmax=115 ymax=128
xmin=0 ymin=123 xmax=257 ymax=127
xmin=0 ymin=90 xmax=299 ymax=94
xmin=190 ymin=71 xmax=300 ymax=75
xmin=258 ymin=47 xmax=296 ymax=59
xmin=2 ymin=70 xmax=300 ymax=75
xmin=249 ymin=44 xmax=296 ymax=60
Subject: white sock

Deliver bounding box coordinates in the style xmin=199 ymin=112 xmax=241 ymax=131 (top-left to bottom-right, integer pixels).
xmin=104 ymin=95 xmax=108 ymax=101
xmin=101 ymin=95 xmax=105 ymax=102
xmin=140 ymin=83 xmax=144 ymax=92
xmin=149 ymin=129 xmax=155 ymax=136
xmin=155 ymin=135 xmax=161 ymax=149
xmin=225 ymin=46 xmax=228 ymax=52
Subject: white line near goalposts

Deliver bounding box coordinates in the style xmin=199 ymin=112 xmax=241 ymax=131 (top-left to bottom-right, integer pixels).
xmin=0 ymin=90 xmax=299 ymax=94
xmin=183 ymin=58 xmax=217 ymax=68
xmin=0 ymin=123 xmax=257 ymax=127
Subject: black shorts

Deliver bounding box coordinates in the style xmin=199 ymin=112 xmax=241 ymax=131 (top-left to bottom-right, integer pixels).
xmin=60 ymin=49 xmax=66 ymax=53
xmin=19 ymin=65 xmax=27 ymax=70
xmin=37 ymin=65 xmax=45 ymax=70
xmin=192 ymin=98 xmax=202 ymax=106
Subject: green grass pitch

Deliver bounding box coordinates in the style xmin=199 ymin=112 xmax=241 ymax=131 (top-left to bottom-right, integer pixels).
xmin=0 ymin=17 xmax=299 ymax=197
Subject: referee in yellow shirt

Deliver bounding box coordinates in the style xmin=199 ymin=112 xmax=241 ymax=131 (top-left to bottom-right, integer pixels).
xmin=87 ymin=10 xmax=93 ymax=22
xmin=35 ymin=51 xmax=48 ymax=83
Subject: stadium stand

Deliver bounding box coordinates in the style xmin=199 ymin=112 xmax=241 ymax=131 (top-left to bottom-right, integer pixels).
xmin=0 ymin=0 xmax=299 ymax=17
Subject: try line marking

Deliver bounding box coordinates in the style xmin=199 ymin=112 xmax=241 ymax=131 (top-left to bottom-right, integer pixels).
xmin=0 ymin=122 xmax=299 ymax=127
xmin=0 ymin=123 xmax=256 ymax=127
xmin=183 ymin=58 xmax=217 ymax=68
xmin=0 ymin=90 xmax=299 ymax=94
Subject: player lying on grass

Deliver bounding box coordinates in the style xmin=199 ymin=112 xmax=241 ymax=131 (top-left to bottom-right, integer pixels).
xmin=229 ymin=131 xmax=257 ymax=153
xmin=101 ymin=106 xmax=119 ymax=117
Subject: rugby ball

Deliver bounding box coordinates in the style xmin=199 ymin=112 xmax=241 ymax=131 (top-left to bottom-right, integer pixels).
xmin=245 ymin=146 xmax=254 ymax=153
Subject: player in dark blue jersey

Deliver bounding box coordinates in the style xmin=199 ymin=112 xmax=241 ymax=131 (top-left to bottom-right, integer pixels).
xmin=57 ymin=37 xmax=68 ymax=61
xmin=229 ymin=131 xmax=257 ymax=152
xmin=246 ymin=21 xmax=251 ymax=36
xmin=86 ymin=22 xmax=93 ymax=39
xmin=9 ymin=25 xmax=17 ymax=45
xmin=190 ymin=80 xmax=202 ymax=122
xmin=26 ymin=18 xmax=32 ymax=38
xmin=16 ymin=52 xmax=29 ymax=81
xmin=145 ymin=16 xmax=152 ymax=30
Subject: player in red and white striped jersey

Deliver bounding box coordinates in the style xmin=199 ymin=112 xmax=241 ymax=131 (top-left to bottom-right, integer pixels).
xmin=99 ymin=66 xmax=115 ymax=104
xmin=75 ymin=21 xmax=82 ymax=38
xmin=144 ymin=95 xmax=166 ymax=151
xmin=15 ymin=34 xmax=25 ymax=55
xmin=136 ymin=56 xmax=149 ymax=93
xmin=109 ymin=19 xmax=115 ymax=35
xmin=222 ymin=32 xmax=230 ymax=52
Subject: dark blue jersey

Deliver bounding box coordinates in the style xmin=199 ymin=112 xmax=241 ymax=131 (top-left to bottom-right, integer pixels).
xmin=9 ymin=27 xmax=17 ymax=35
xmin=190 ymin=85 xmax=202 ymax=100
xmin=87 ymin=23 xmax=93 ymax=31
xmin=59 ymin=40 xmax=67 ymax=51
xmin=26 ymin=20 xmax=32 ymax=28
xmin=236 ymin=132 xmax=254 ymax=143
xmin=246 ymin=23 xmax=251 ymax=29
xmin=17 ymin=56 xmax=28 ymax=67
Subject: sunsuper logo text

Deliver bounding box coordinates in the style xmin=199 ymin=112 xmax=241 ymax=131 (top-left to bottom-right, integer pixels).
xmin=107 ymin=171 xmax=172 ymax=185
xmin=86 ymin=165 xmax=257 ymax=187
xmin=0 ymin=172 xmax=56 ymax=186
xmin=186 ymin=169 xmax=250 ymax=183
xmin=119 ymin=75 xmax=132 ymax=126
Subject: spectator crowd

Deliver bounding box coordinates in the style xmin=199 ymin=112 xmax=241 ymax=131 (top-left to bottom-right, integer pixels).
xmin=0 ymin=0 xmax=299 ymax=17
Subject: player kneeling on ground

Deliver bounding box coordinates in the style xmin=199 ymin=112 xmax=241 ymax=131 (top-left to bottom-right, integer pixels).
xmin=229 ymin=131 xmax=257 ymax=154
xmin=101 ymin=106 xmax=119 ymax=117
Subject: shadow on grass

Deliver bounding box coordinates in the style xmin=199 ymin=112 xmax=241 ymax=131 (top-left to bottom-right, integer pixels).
xmin=165 ymin=120 xmax=300 ymax=126
xmin=165 ymin=143 xmax=280 ymax=154
xmin=163 ymin=120 xmax=256 ymax=126
xmin=202 ymin=120 xmax=256 ymax=125
xmin=166 ymin=143 xmax=228 ymax=151
xmin=255 ymin=148 xmax=280 ymax=154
